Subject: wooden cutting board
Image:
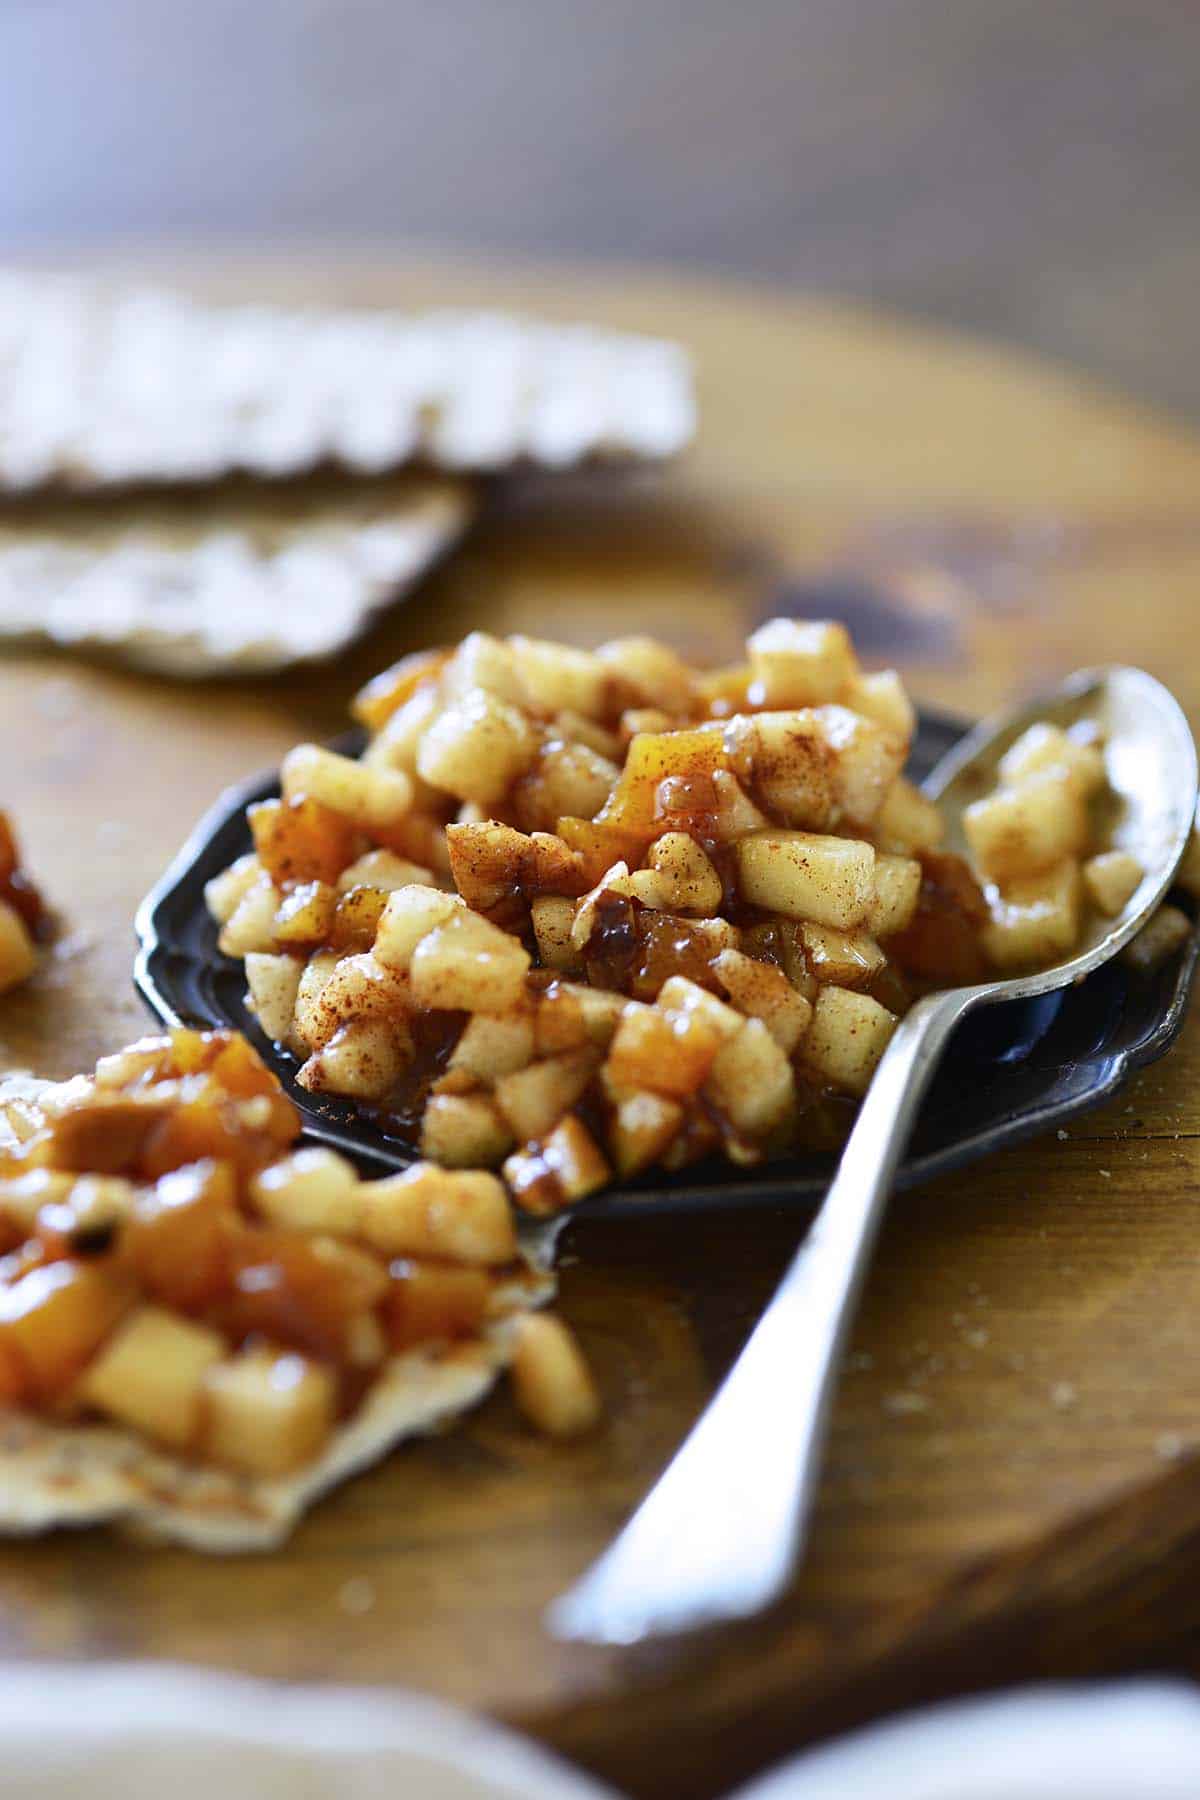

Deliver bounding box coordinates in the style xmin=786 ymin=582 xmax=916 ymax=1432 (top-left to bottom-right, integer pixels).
xmin=2 ymin=254 xmax=1200 ymax=1797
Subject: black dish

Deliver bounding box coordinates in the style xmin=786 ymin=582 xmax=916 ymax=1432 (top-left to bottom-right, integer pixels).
xmin=134 ymin=712 xmax=1199 ymax=1218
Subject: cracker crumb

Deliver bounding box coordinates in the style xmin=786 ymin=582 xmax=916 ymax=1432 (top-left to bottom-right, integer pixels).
xmin=1050 ymin=1381 xmax=1077 ymax=1410
xmin=338 ymin=1577 xmax=376 ymax=1616
xmin=1156 ymin=1432 xmax=1184 ymax=1463
xmin=884 ymin=1391 xmax=929 ymax=1416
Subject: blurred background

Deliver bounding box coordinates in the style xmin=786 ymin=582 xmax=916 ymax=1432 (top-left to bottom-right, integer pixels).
xmin=1 ymin=0 xmax=1197 ymax=415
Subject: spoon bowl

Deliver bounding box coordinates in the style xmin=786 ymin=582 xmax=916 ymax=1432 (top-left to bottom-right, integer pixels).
xmin=927 ymin=665 xmax=1197 ymax=1001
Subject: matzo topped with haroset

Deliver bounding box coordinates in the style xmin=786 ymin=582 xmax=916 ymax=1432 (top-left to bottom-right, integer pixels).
xmin=0 ymin=274 xmax=695 ymax=491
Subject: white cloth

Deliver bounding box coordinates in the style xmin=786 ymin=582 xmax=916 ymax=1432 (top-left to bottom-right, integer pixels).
xmin=0 ymin=1666 xmax=1198 ymax=1799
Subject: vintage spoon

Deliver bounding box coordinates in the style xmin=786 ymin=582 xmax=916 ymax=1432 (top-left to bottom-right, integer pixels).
xmin=549 ymin=666 xmax=1197 ymax=1645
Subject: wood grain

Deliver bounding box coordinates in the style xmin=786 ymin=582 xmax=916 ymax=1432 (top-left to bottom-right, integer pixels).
xmin=2 ymin=258 xmax=1200 ymax=1796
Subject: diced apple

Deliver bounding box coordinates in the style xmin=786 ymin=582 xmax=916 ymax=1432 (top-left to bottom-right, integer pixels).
xmin=297 ymin=1017 xmax=410 ymax=1100
xmin=510 ymin=1312 xmax=601 ymax=1436
xmin=868 ymin=854 xmax=922 ymax=937
xmin=336 ymin=849 xmax=435 ymax=893
xmin=509 ymin=635 xmax=610 ymax=718
xmin=608 ymin=1089 xmax=685 ymax=1177
xmin=0 ymin=900 xmax=36 ymax=995
xmin=417 ymin=688 xmax=537 ymax=807
xmin=372 ymin=885 xmax=463 ymax=975
xmin=218 ymin=875 xmax=281 ymax=957
xmin=965 ymin=769 xmax=1088 ymax=882
xmin=711 ymin=947 xmax=812 ymax=1051
xmin=282 ymin=743 xmax=413 ymax=830
xmin=202 ymin=1349 xmax=336 ymax=1477
xmin=250 ymin=1147 xmax=361 ymax=1235
xmin=272 ymin=880 xmax=337 ymax=948
xmin=291 ymin=950 xmax=344 ymax=1051
xmin=1121 ymin=904 xmax=1192 ymax=972
xmin=532 ymin=896 xmax=583 ymax=972
xmin=800 ymin=922 xmax=886 ymax=988
xmin=503 ymin=1116 xmax=611 ymax=1215
xmin=844 ymin=669 xmax=916 ymax=743
xmin=204 ymin=852 xmax=263 ymax=925
xmin=998 ymin=722 xmax=1105 ymax=795
xmin=746 ymin=618 xmax=857 ymax=707
xmin=441 ymin=631 xmax=528 ymax=706
xmin=410 ymin=910 xmax=531 ymax=1013
xmin=245 ymin=952 xmax=304 ymax=1045
xmin=597 ymin=635 xmax=696 ymax=712
xmin=871 ymin=777 xmax=945 ymax=855
xmin=359 ymin=1164 xmax=516 ymax=1264
xmin=79 ymin=1305 xmax=224 ymax=1449
xmin=385 ymin=1259 xmax=493 ymax=1351
xmin=494 ymin=1049 xmax=597 ymax=1142
xmin=0 ymin=1260 xmax=131 ymax=1400
xmin=421 ymin=1092 xmax=514 ymax=1167
xmin=802 ymin=987 xmax=898 ymax=1096
xmin=705 ymin=1018 xmax=795 ymax=1137
xmin=1082 ymin=849 xmax=1143 ymax=916
xmin=736 ymin=831 xmax=876 ymax=929
xmin=450 ymin=1011 xmax=536 ymax=1080
xmin=982 ymin=861 xmax=1083 ymax=968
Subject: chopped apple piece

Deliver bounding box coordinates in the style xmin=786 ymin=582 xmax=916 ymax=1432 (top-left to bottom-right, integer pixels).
xmin=712 ymin=948 xmax=812 ymax=1051
xmin=511 ymin=1312 xmax=601 ymax=1437
xmin=503 ymin=1116 xmax=610 ymax=1214
xmin=844 ymin=669 xmax=916 ymax=743
xmin=250 ymin=1147 xmax=361 ymax=1236
xmin=0 ymin=1260 xmax=131 ymax=1400
xmin=204 ymin=852 xmax=263 ymax=925
xmin=597 ymin=635 xmax=696 ymax=713
xmin=998 ymin=722 xmax=1105 ymax=795
xmin=871 ymin=777 xmax=945 ymax=855
xmin=245 ymin=952 xmax=304 ymax=1044
xmin=440 ymin=631 xmax=528 ymax=706
xmin=202 ymin=1349 xmax=336 ymax=1477
xmin=803 ymin=987 xmax=897 ymax=1096
xmin=421 ymin=1092 xmax=514 ymax=1167
xmin=291 ymin=950 xmax=344 ymax=1051
xmin=800 ymin=923 xmax=886 ymax=988
xmin=218 ymin=875 xmax=281 ymax=957
xmin=417 ymin=688 xmax=537 ymax=806
xmin=297 ymin=1017 xmax=409 ymax=1100
xmin=336 ymin=849 xmax=435 ymax=894
xmin=963 ymin=770 xmax=1088 ymax=882
xmin=272 ymin=880 xmax=337 ymax=948
xmin=410 ymin=910 xmax=531 ymax=1013
xmin=604 ymin=1000 xmax=722 ymax=1098
xmin=868 ymin=854 xmax=922 ymax=938
xmin=282 ymin=743 xmax=413 ymax=830
xmin=79 ymin=1305 xmax=223 ymax=1450
xmin=746 ymin=618 xmax=857 ymax=707
xmin=1082 ymin=849 xmax=1143 ymax=916
xmin=0 ymin=900 xmax=36 ymax=994
xmin=358 ymin=1165 xmax=517 ymax=1264
xmin=609 ymin=1089 xmax=685 ymax=1177
xmin=495 ymin=1049 xmax=597 ymax=1142
xmin=1121 ymin=903 xmax=1192 ymax=972
xmin=385 ymin=1259 xmax=493 ymax=1351
xmin=737 ymin=831 xmax=875 ymax=929
xmin=373 ymin=885 xmax=464 ymax=974
xmin=705 ymin=1018 xmax=795 ymax=1137
xmin=983 ymin=861 xmax=1083 ymax=968
xmin=450 ymin=1011 xmax=536 ymax=1080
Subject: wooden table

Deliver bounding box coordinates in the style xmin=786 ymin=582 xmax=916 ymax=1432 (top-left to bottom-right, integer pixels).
xmin=2 ymin=259 xmax=1200 ymax=1796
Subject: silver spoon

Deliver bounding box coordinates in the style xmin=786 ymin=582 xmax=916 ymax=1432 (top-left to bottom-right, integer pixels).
xmin=548 ymin=666 xmax=1197 ymax=1645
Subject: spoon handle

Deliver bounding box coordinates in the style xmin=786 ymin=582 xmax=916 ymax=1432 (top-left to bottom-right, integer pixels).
xmin=547 ymin=984 xmax=976 ymax=1645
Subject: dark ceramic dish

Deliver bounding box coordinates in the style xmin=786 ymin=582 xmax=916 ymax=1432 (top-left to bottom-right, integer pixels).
xmin=134 ymin=713 xmax=1199 ymax=1218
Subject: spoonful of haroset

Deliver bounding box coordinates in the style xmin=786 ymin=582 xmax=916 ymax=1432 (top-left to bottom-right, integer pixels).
xmin=549 ymin=665 xmax=1198 ymax=1645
